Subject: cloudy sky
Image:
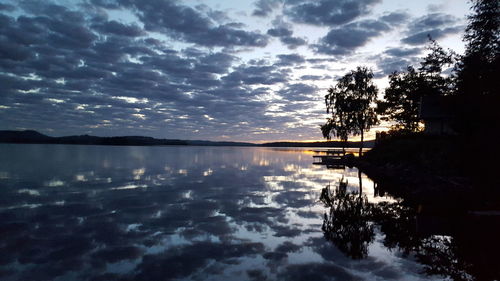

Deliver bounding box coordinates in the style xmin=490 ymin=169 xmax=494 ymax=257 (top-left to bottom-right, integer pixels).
xmin=0 ymin=0 xmax=470 ymax=142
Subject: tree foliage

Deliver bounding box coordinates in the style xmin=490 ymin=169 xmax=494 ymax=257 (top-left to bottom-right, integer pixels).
xmin=456 ymin=0 xmax=499 ymax=98
xmin=455 ymin=0 xmax=499 ymax=134
xmin=322 ymin=66 xmax=378 ymax=153
xmin=378 ymin=39 xmax=456 ymax=132
xmin=419 ymin=38 xmax=457 ymax=96
xmin=463 ymin=0 xmax=499 ymax=65
xmin=321 ymin=85 xmax=350 ymax=143
xmin=377 ymin=66 xmax=425 ymax=132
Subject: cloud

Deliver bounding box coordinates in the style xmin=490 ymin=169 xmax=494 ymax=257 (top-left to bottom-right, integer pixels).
xmin=402 ymin=27 xmax=463 ymax=45
xmin=222 ymin=63 xmax=290 ymax=86
xmin=285 ymin=0 xmax=382 ymax=26
xmin=267 ymin=26 xmax=293 ymax=37
xmin=91 ymin=20 xmax=145 ymax=37
xmin=300 ymin=75 xmax=323 ymax=80
xmin=278 ymin=83 xmax=319 ymax=101
xmin=402 ymin=13 xmax=463 ymax=45
xmin=380 ymin=10 xmax=410 ymax=25
xmin=383 ymin=47 xmax=422 ymax=57
xmin=313 ymin=19 xmax=391 ymax=55
xmin=0 ymin=3 xmax=283 ymax=140
xmin=253 ymin=0 xmax=282 ymax=17
xmin=267 ymin=16 xmax=307 ymax=49
xmin=275 ymin=54 xmax=306 ymax=66
xmin=375 ymin=56 xmax=413 ymax=77
xmin=280 ymin=36 xmax=307 ymax=49
xmin=0 ymin=3 xmax=15 ymax=11
xmin=117 ymin=0 xmax=268 ymax=47
xmin=371 ymin=47 xmax=422 ymax=76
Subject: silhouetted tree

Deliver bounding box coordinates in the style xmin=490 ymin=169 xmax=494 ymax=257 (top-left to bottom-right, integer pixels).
xmin=321 ymin=83 xmax=351 ymax=152
xmin=377 ymin=66 xmax=425 ymax=132
xmin=322 ymin=67 xmax=378 ymax=155
xmin=455 ymin=0 xmax=499 ymax=135
xmin=419 ymin=37 xmax=457 ymax=96
xmin=377 ymin=39 xmax=456 ymax=132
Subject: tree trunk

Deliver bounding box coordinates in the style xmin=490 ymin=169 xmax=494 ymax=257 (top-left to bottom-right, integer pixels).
xmin=359 ymin=130 xmax=364 ymax=156
xmin=358 ymin=169 xmax=363 ymax=197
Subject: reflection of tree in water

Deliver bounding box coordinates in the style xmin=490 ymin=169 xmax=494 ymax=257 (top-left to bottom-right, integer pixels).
xmin=418 ymin=236 xmax=473 ymax=281
xmin=319 ymin=176 xmax=481 ymax=281
xmin=320 ymin=177 xmax=374 ymax=259
xmin=370 ymin=201 xmax=418 ymax=255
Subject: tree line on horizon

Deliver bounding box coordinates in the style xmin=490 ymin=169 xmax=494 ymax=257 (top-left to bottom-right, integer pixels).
xmin=321 ymin=0 xmax=499 ymax=154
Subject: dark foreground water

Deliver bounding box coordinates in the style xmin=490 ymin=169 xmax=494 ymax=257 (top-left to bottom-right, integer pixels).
xmin=0 ymin=144 xmax=498 ymax=281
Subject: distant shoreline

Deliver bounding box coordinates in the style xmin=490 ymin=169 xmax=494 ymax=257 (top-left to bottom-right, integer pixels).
xmin=0 ymin=130 xmax=374 ymax=148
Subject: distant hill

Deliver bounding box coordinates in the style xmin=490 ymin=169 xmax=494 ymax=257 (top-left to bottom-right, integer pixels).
xmin=0 ymin=130 xmax=374 ymax=148
xmin=0 ymin=130 xmax=53 ymax=143
xmin=0 ymin=130 xmax=187 ymax=146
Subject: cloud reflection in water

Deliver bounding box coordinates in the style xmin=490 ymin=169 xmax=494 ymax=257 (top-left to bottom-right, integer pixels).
xmin=0 ymin=144 xmax=462 ymax=280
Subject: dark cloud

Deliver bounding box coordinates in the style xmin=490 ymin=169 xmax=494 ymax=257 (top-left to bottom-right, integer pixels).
xmin=196 ymin=52 xmax=237 ymax=74
xmin=372 ymin=47 xmax=422 ymax=76
xmin=118 ymin=0 xmax=268 ymax=47
xmin=280 ymin=36 xmax=307 ymax=49
xmin=375 ymin=57 xmax=413 ymax=77
xmin=0 ymin=3 xmax=280 ymax=140
xmin=253 ymin=0 xmax=282 ymax=17
xmin=276 ymin=54 xmax=306 ymax=66
xmin=0 ymin=38 xmax=32 ymax=61
xmin=91 ymin=246 xmax=144 ymax=263
xmin=91 ymin=20 xmax=145 ymax=37
xmin=402 ymin=13 xmax=463 ymax=45
xmin=6 ymin=6 xmax=97 ymax=50
xmin=267 ymin=26 xmax=293 ymax=37
xmin=300 ymin=75 xmax=323 ymax=80
xmin=380 ymin=11 xmax=411 ymax=25
xmin=267 ymin=17 xmax=307 ymax=49
xmin=278 ymin=83 xmax=319 ymax=101
xmin=402 ymin=27 xmax=463 ymax=45
xmin=313 ymin=19 xmax=391 ymax=55
xmin=383 ymin=47 xmax=422 ymax=57
xmin=285 ymin=0 xmax=382 ymax=26
xmin=408 ymin=13 xmax=458 ymax=31
xmin=0 ymin=3 xmax=15 ymax=11
xmin=89 ymin=0 xmax=122 ymax=9
xmin=222 ymin=64 xmax=289 ymax=86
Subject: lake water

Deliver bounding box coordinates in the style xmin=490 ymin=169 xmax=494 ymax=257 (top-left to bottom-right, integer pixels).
xmin=0 ymin=144 xmax=497 ymax=280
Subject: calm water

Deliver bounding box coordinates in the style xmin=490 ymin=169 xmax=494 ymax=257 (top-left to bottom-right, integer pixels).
xmin=0 ymin=144 xmax=497 ymax=280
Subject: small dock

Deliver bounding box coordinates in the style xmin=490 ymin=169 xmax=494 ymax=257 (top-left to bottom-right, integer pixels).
xmin=313 ymin=149 xmax=345 ymax=165
xmin=312 ymin=149 xmax=347 ymax=165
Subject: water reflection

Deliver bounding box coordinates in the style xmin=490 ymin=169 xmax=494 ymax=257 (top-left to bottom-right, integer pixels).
xmin=320 ymin=173 xmax=500 ymax=281
xmin=320 ymin=178 xmax=374 ymax=259
xmin=0 ymin=144 xmax=498 ymax=280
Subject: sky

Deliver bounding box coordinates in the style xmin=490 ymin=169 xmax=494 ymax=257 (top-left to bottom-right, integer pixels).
xmin=0 ymin=0 xmax=470 ymax=142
